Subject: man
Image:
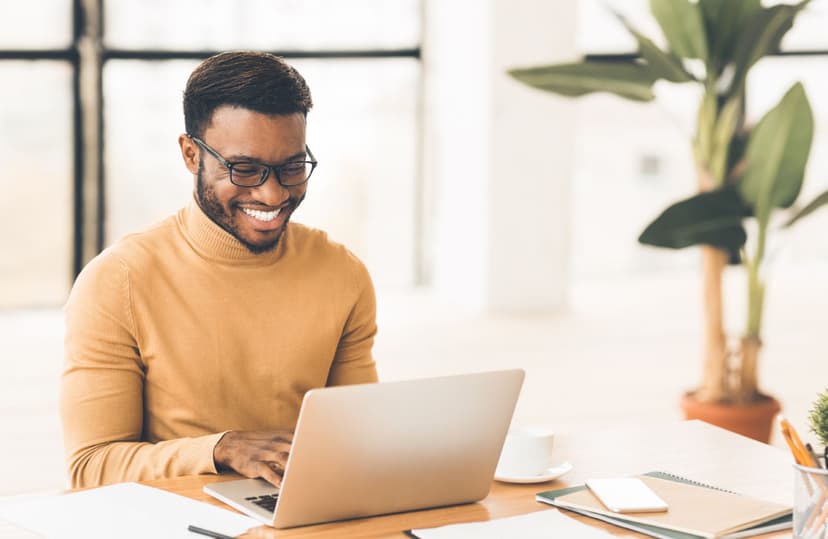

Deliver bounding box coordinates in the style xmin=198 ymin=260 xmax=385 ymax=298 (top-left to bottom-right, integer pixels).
xmin=60 ymin=51 xmax=378 ymax=489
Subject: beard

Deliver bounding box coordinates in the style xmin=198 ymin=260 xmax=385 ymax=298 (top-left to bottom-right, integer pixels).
xmin=195 ymin=161 xmax=303 ymax=254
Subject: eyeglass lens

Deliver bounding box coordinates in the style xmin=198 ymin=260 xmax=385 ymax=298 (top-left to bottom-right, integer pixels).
xmin=230 ymin=161 xmax=312 ymax=187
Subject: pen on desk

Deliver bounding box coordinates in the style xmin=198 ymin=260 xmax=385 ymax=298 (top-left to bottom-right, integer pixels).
xmin=187 ymin=524 xmax=236 ymax=539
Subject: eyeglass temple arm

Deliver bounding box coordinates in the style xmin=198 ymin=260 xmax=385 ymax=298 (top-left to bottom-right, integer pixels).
xmin=188 ymin=134 xmax=232 ymax=167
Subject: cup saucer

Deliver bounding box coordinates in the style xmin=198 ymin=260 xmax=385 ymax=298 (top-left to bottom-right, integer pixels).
xmin=494 ymin=461 xmax=573 ymax=484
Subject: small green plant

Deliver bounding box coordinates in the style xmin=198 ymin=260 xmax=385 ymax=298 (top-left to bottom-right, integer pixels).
xmin=809 ymin=388 xmax=828 ymax=447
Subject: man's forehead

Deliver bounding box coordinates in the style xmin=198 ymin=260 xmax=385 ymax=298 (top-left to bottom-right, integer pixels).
xmin=206 ymin=107 xmax=305 ymax=137
xmin=202 ymin=108 xmax=307 ymax=162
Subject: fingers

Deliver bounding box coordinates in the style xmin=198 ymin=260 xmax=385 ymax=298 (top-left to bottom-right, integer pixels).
xmin=244 ymin=445 xmax=290 ymax=466
xmin=214 ymin=430 xmax=293 ymax=466
xmin=255 ymin=453 xmax=289 ymax=487
xmin=256 ymin=460 xmax=284 ymax=488
xmin=213 ymin=430 xmax=294 ymax=486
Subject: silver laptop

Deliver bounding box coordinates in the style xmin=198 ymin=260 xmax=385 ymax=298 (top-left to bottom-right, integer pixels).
xmin=204 ymin=369 xmax=524 ymax=529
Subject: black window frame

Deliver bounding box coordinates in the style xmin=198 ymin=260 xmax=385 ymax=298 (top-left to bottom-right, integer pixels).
xmin=0 ymin=0 xmax=421 ymax=283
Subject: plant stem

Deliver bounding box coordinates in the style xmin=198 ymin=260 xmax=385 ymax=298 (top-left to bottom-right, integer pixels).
xmin=738 ymin=336 xmax=761 ymax=403
xmin=740 ymin=221 xmax=767 ymax=402
xmin=694 ymin=162 xmax=730 ymax=403
xmin=740 ymin=256 xmax=764 ymax=401
xmin=746 ymin=223 xmax=767 ymax=338
xmin=745 ymin=261 xmax=765 ymax=338
xmin=698 ymin=245 xmax=730 ymax=403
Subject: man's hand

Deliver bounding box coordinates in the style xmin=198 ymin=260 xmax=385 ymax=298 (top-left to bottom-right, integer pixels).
xmin=213 ymin=430 xmax=294 ymax=487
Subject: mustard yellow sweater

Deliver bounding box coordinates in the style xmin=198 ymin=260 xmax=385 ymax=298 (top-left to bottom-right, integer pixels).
xmin=61 ymin=200 xmax=378 ymax=488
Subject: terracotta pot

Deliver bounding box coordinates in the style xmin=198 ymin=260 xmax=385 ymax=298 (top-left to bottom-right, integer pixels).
xmin=680 ymin=392 xmax=781 ymax=443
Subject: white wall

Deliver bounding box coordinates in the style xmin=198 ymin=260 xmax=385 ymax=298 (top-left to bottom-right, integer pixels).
xmin=423 ymin=0 xmax=578 ymax=313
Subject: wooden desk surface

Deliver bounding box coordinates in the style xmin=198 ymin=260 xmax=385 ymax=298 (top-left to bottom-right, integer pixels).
xmin=140 ymin=420 xmax=794 ymax=538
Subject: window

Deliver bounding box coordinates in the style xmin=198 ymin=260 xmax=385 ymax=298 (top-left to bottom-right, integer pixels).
xmin=103 ymin=0 xmax=420 ymax=51
xmin=0 ymin=1 xmax=423 ymax=308
xmin=0 ymin=0 xmax=72 ymax=49
xmin=0 ymin=1 xmax=74 ymax=308
xmin=0 ymin=62 xmax=73 ymax=306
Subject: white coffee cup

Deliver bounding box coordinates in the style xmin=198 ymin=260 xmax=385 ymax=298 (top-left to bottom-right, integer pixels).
xmin=495 ymin=426 xmax=555 ymax=478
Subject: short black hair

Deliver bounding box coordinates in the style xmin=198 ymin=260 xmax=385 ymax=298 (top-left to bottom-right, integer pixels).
xmin=183 ymin=51 xmax=313 ymax=138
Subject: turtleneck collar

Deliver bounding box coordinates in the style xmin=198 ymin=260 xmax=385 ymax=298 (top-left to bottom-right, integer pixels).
xmin=178 ymin=196 xmax=287 ymax=265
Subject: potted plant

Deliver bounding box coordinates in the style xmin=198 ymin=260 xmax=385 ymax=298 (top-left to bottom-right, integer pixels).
xmin=508 ymin=0 xmax=828 ymax=442
xmin=810 ymin=387 xmax=828 ymax=461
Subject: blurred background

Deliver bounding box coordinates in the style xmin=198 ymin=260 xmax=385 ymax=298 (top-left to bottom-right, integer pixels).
xmin=2 ymin=0 xmax=827 ymax=496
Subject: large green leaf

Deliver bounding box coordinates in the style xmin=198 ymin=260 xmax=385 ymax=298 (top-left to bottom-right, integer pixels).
xmin=613 ymin=11 xmax=694 ymax=83
xmin=639 ymin=188 xmax=751 ymax=251
xmin=508 ymin=61 xmax=657 ymax=102
xmin=650 ymin=0 xmax=708 ymax=61
xmin=784 ymin=189 xmax=828 ymax=228
xmin=738 ymin=82 xmax=813 ymax=221
xmin=699 ymin=0 xmax=761 ymax=70
xmin=729 ymin=1 xmax=811 ymax=95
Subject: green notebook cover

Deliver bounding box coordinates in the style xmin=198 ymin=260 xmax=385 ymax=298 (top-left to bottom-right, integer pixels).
xmin=535 ymin=471 xmax=792 ymax=539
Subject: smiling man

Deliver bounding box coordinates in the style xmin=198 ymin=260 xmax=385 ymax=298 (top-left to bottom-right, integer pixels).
xmin=60 ymin=52 xmax=378 ymax=488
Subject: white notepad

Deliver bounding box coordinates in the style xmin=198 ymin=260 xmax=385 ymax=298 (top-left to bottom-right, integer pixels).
xmin=0 ymin=483 xmax=259 ymax=539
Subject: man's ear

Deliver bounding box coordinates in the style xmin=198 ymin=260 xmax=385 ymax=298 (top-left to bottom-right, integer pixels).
xmin=178 ymin=134 xmax=199 ymax=175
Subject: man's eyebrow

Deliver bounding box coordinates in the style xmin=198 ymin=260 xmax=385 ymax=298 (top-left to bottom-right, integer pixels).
xmin=225 ymin=150 xmax=308 ymax=164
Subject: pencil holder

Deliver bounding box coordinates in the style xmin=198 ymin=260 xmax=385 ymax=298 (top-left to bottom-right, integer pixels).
xmin=794 ymin=463 xmax=828 ymax=538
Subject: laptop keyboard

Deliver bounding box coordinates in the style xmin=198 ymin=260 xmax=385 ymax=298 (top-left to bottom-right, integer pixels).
xmin=246 ymin=494 xmax=279 ymax=512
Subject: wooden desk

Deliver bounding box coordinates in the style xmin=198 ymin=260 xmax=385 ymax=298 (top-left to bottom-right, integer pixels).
xmin=141 ymin=420 xmax=794 ymax=538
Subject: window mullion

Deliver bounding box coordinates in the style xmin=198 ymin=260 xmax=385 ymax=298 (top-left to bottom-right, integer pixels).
xmin=75 ymin=0 xmax=104 ymax=272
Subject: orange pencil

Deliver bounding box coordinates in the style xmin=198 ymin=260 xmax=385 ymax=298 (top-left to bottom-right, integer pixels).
xmin=779 ymin=416 xmax=813 ymax=466
xmin=788 ymin=419 xmax=818 ymax=468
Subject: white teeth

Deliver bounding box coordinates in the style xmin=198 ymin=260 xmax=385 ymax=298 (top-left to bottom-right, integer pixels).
xmin=241 ymin=207 xmax=281 ymax=222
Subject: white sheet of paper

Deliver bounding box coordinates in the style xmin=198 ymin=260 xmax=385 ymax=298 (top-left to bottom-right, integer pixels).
xmin=411 ymin=509 xmax=617 ymax=538
xmin=0 ymin=518 xmax=45 ymax=538
xmin=0 ymin=482 xmax=259 ymax=539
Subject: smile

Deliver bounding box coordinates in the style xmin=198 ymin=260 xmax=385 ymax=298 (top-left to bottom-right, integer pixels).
xmin=241 ymin=207 xmax=282 ymax=222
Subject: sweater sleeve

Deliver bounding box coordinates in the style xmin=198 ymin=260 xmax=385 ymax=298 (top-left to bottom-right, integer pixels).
xmin=60 ymin=252 xmax=224 ymax=488
xmin=326 ymin=257 xmax=379 ymax=386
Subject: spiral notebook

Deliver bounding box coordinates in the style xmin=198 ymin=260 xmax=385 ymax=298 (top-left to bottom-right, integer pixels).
xmin=536 ymin=471 xmax=792 ymax=539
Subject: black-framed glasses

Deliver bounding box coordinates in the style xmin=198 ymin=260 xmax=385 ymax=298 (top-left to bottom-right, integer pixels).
xmin=188 ymin=134 xmax=318 ymax=188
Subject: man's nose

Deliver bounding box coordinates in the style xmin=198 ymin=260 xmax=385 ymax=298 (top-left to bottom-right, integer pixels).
xmin=251 ymin=171 xmax=290 ymax=206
